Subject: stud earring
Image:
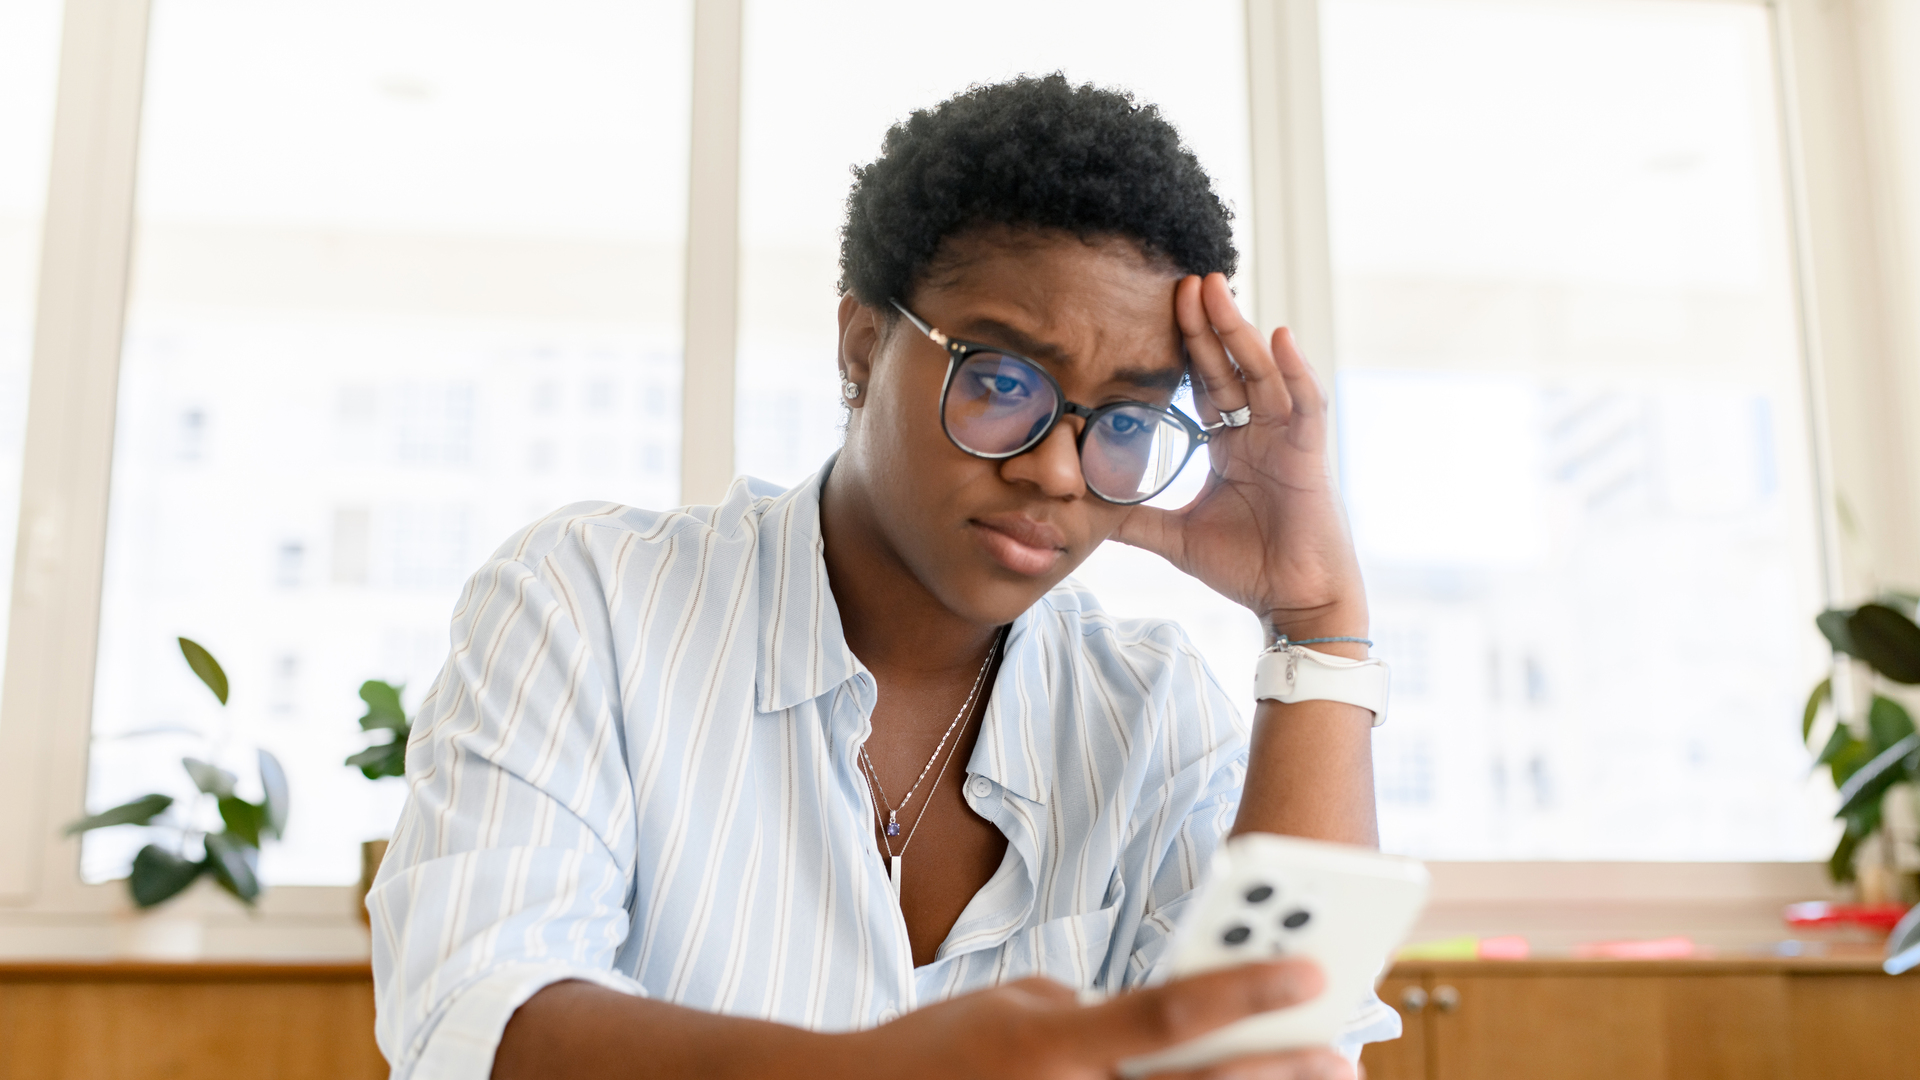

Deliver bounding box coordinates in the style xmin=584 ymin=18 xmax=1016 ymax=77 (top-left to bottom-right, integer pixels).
xmin=842 ymin=380 xmax=861 ymax=400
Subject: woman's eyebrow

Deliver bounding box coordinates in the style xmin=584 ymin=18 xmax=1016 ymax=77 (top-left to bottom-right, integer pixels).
xmin=1111 ymin=365 xmax=1187 ymax=393
xmin=954 ymin=317 xmax=1186 ymax=392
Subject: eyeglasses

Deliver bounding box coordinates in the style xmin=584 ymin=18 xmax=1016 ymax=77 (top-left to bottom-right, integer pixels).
xmin=890 ymin=299 xmax=1212 ymax=505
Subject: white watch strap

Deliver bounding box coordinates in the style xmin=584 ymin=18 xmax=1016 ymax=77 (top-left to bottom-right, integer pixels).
xmin=1253 ymin=645 xmax=1390 ymax=727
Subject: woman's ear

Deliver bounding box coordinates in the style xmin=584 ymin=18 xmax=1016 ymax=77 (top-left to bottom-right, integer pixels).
xmin=837 ymin=293 xmax=880 ymax=409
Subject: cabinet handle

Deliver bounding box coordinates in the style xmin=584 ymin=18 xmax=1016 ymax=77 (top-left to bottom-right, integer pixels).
xmin=1432 ymin=984 xmax=1461 ymax=1013
xmin=1399 ymin=987 xmax=1428 ymax=1013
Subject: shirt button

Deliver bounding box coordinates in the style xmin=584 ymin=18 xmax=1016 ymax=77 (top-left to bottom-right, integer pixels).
xmin=968 ymin=776 xmax=993 ymax=799
xmin=877 ymin=1007 xmax=899 ymax=1025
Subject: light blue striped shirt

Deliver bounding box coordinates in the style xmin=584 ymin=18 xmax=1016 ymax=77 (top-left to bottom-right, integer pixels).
xmin=368 ymin=462 xmax=1393 ymax=1078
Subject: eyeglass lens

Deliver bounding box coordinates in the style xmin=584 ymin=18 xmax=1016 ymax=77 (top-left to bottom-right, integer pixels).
xmin=943 ymin=350 xmax=1195 ymax=504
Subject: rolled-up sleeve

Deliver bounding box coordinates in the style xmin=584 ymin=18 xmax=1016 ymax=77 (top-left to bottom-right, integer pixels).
xmin=368 ymin=522 xmax=643 ymax=1079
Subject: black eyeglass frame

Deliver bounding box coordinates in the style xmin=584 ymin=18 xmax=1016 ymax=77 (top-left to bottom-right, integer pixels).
xmin=889 ymin=298 xmax=1215 ymax=506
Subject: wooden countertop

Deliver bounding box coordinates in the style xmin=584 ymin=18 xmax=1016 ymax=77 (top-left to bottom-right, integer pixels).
xmin=1390 ymin=953 xmax=1899 ymax=977
xmin=0 ymin=960 xmax=373 ymax=982
xmin=0 ymin=950 xmax=1903 ymax=983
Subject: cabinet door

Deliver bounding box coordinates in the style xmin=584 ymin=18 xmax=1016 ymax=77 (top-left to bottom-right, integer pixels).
xmin=1426 ymin=975 xmax=1789 ymax=1080
xmin=1786 ymin=974 xmax=1920 ymax=1080
xmin=1360 ymin=977 xmax=1428 ymax=1080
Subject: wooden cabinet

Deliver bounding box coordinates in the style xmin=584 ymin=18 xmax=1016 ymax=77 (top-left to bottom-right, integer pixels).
xmin=0 ymin=962 xmax=385 ymax=1080
xmin=1361 ymin=959 xmax=1920 ymax=1080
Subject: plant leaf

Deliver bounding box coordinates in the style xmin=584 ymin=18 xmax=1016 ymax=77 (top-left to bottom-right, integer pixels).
xmin=258 ymin=749 xmax=289 ymax=839
xmin=182 ymin=757 xmax=236 ymax=799
xmin=345 ymin=739 xmax=406 ymax=780
xmin=177 ymin=637 xmax=229 ymax=705
xmin=1847 ymin=604 xmax=1920 ymax=683
xmin=1836 ymin=733 xmax=1920 ymax=818
xmin=1868 ymin=695 xmax=1918 ymax=751
xmin=1827 ymin=829 xmax=1861 ymax=883
xmin=64 ymin=793 xmax=173 ymax=835
xmin=1879 ymin=590 xmax=1920 ymax=622
xmin=203 ymin=832 xmax=260 ymax=904
xmin=217 ymin=796 xmax=265 ymax=848
xmin=1804 ymin=678 xmax=1831 ymax=743
xmin=129 ymin=844 xmax=203 ymax=908
xmin=1829 ymin=736 xmax=1880 ymax=787
xmin=1815 ymin=725 xmax=1858 ymax=767
xmin=357 ymin=680 xmax=409 ymax=732
xmin=1817 ymin=609 xmax=1858 ymax=656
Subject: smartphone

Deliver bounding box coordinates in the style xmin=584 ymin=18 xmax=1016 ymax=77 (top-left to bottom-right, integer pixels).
xmin=1118 ymin=833 xmax=1430 ymax=1078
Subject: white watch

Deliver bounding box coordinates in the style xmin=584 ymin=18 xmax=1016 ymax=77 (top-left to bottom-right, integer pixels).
xmin=1253 ymin=643 xmax=1390 ymax=727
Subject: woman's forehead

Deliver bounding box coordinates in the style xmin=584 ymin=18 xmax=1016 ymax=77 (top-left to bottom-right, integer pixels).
xmin=912 ymin=231 xmax=1187 ymax=382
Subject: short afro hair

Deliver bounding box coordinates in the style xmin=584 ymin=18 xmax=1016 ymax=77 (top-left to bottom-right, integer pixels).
xmin=839 ymin=74 xmax=1237 ymax=308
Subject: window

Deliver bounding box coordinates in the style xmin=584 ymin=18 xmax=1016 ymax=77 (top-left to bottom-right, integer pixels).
xmin=734 ymin=0 xmax=1267 ymax=694
xmin=82 ymin=0 xmax=693 ymax=887
xmin=1321 ymin=0 xmax=1832 ymax=859
xmin=0 ymin=0 xmax=63 ymax=721
xmin=7 ymin=0 xmax=1903 ymax=951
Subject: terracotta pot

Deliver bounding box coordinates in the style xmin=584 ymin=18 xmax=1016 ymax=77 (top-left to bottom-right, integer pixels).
xmin=357 ymin=839 xmax=389 ymax=927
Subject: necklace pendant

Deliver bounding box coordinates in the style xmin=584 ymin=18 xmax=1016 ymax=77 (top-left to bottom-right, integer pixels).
xmin=890 ymin=854 xmax=902 ymax=897
xmin=886 ymin=813 xmax=900 ymax=837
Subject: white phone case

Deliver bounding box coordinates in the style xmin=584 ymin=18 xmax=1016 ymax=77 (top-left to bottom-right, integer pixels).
xmin=1118 ymin=833 xmax=1430 ymax=1078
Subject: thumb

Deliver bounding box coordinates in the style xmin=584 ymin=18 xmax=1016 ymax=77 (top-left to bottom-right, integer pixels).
xmin=1112 ymin=503 xmax=1185 ymax=562
xmin=1050 ymin=959 xmax=1325 ymax=1064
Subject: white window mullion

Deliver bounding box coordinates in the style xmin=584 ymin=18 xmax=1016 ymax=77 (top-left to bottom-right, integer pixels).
xmin=0 ymin=0 xmax=152 ymax=906
xmin=680 ymin=0 xmax=744 ymax=506
xmin=1243 ymin=0 xmax=1337 ymax=372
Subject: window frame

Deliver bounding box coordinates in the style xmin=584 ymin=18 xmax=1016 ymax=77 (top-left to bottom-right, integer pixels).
xmin=0 ymin=0 xmax=1893 ymax=954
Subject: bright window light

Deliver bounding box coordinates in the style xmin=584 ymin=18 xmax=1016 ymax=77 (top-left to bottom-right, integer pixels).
xmin=83 ymin=0 xmax=693 ymax=887
xmin=1323 ymin=0 xmax=1833 ymax=859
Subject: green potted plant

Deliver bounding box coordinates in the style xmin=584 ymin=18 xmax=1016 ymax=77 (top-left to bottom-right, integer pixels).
xmin=346 ymin=679 xmax=410 ymax=921
xmin=1803 ymin=596 xmax=1920 ymax=903
xmin=65 ymin=638 xmax=289 ymax=910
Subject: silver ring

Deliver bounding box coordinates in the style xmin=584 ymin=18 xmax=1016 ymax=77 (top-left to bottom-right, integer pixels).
xmin=1218 ymin=405 xmax=1252 ymax=428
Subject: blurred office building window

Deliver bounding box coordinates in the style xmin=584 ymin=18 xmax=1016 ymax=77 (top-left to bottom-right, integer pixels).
xmin=1322 ymin=0 xmax=1832 ymax=859
xmin=735 ymin=0 xmax=1267 ymax=694
xmin=0 ymin=2 xmax=62 ymax=729
xmin=84 ymin=0 xmax=693 ymax=886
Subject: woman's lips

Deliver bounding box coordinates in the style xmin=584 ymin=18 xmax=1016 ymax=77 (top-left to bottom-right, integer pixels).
xmin=969 ymin=514 xmax=1066 ymax=577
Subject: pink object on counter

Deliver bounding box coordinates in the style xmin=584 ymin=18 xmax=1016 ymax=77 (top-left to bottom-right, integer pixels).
xmin=1476 ymin=935 xmax=1531 ymax=960
xmin=1782 ymin=902 xmax=1908 ymax=933
xmin=1572 ymin=936 xmax=1696 ymax=960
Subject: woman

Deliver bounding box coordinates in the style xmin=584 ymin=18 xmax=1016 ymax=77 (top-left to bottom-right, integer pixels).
xmin=371 ymin=75 xmax=1389 ymax=1079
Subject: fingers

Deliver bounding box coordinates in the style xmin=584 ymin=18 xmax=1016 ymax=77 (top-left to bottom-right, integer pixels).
xmin=1267 ymin=325 xmax=1327 ymax=419
xmin=1194 ymin=274 xmax=1295 ymax=423
xmin=1055 ymin=959 xmax=1325 ymax=1062
xmin=1175 ymin=274 xmax=1246 ymax=425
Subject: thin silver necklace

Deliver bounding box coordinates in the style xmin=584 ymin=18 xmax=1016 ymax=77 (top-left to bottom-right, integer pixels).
xmin=859 ymin=627 xmax=1004 ymax=897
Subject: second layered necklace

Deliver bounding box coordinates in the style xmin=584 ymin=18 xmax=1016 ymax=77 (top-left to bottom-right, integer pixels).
xmin=859 ymin=626 xmax=1006 ymax=898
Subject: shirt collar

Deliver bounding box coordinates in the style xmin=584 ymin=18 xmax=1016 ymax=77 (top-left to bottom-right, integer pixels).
xmin=750 ymin=454 xmax=1057 ymax=807
xmin=965 ymin=606 xmax=1054 ymax=806
xmin=753 ymin=456 xmax=864 ymax=714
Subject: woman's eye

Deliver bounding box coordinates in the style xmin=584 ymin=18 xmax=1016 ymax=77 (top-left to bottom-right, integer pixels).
xmin=974 ymin=370 xmax=1032 ymax=399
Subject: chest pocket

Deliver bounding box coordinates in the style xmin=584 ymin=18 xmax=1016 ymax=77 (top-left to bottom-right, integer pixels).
xmin=996 ymin=905 xmax=1121 ymax=990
